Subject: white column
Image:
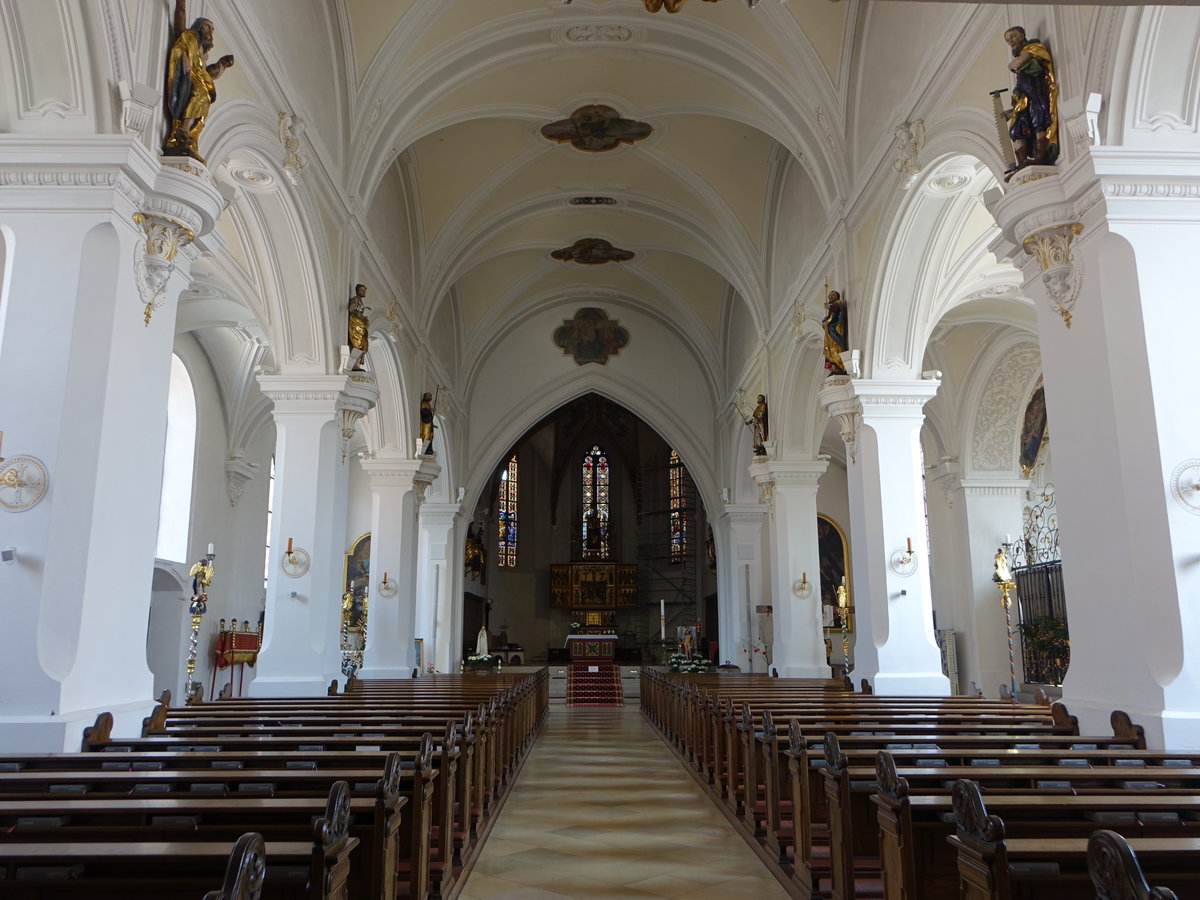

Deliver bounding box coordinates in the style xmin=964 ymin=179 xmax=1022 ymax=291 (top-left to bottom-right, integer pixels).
xmin=751 ymin=458 xmax=830 ymax=677
xmin=359 ymin=456 xmax=437 ymax=679
xmin=820 ymin=378 xmax=950 ymax=695
xmin=719 ymin=505 xmax=768 ymax=672
xmin=989 ymin=148 xmax=1200 ymax=747
xmin=416 ymin=502 xmax=460 ymax=674
xmin=954 ymin=479 xmax=1029 ymax=697
xmin=0 ymin=140 xmax=222 ymax=749
xmin=252 ymin=375 xmax=377 ymax=696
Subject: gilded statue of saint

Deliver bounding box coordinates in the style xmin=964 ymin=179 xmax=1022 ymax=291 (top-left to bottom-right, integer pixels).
xmin=823 ymin=290 xmax=849 ymax=376
xmin=347 ymin=284 xmax=369 ymax=371
xmin=164 ymin=1 xmax=234 ymax=162
xmin=1003 ymin=26 xmax=1058 ymax=169
xmin=420 ymin=391 xmax=435 ymax=453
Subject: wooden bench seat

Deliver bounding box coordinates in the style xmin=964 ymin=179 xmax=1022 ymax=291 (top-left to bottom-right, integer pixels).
xmin=0 ymin=781 xmax=356 ymax=900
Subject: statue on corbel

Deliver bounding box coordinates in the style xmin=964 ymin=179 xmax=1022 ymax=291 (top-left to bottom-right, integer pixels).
xmin=992 ymin=26 xmax=1058 ymax=176
xmin=347 ymin=284 xmax=370 ymax=372
xmin=163 ymin=0 xmax=235 ymax=163
xmin=823 ymin=287 xmax=850 ymax=377
xmin=733 ymin=394 xmax=769 ymax=457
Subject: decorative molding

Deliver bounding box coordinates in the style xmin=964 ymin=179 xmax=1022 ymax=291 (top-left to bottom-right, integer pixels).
xmin=971 ymin=343 xmax=1041 ymax=472
xmin=556 ymin=24 xmax=636 ymax=44
xmin=1023 ymin=223 xmax=1084 ymax=329
xmin=277 ymin=112 xmax=308 ymax=186
xmin=224 ymin=456 xmax=260 ymax=507
xmin=118 ymin=81 xmax=159 ymax=137
xmin=551 ymin=237 xmax=634 ymax=265
xmin=132 ymin=212 xmax=194 ymax=326
xmin=231 ymin=166 xmax=277 ymax=191
xmin=893 ymin=120 xmax=924 ymax=189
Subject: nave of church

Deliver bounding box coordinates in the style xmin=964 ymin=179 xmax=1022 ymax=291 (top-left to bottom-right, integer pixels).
xmin=3 ymin=0 xmax=1200 ymax=891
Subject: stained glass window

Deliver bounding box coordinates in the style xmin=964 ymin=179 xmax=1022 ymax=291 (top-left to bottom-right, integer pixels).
xmin=581 ymin=445 xmax=610 ymax=558
xmin=669 ymin=450 xmax=688 ymax=563
xmin=497 ymin=454 xmax=518 ymax=567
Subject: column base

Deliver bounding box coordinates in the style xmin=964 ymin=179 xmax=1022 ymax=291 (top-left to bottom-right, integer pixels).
xmin=0 ymin=699 xmax=155 ymax=753
xmin=247 ymin=675 xmax=332 ymax=698
xmin=872 ymin=671 xmax=951 ymax=697
xmin=1060 ymin=693 xmax=1200 ymax=751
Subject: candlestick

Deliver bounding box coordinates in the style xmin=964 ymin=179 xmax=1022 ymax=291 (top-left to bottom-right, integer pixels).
xmin=906 ymin=536 xmax=913 ymax=553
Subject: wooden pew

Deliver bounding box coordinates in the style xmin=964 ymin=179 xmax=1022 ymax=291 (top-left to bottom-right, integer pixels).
xmin=947 ymin=780 xmax=1200 ymax=899
xmin=0 ymin=781 xmax=357 ymax=899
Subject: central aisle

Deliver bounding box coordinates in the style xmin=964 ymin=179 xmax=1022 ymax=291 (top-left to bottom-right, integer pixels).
xmin=458 ymin=704 xmax=790 ymax=899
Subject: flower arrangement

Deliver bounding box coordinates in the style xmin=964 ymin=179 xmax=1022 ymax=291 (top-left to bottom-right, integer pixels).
xmin=667 ymin=653 xmax=710 ymax=674
xmin=424 ymin=663 xmax=438 ymax=674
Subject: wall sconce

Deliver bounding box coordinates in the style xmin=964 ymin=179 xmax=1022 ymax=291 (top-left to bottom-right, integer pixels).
xmin=792 ymin=571 xmax=813 ymax=599
xmin=377 ymin=571 xmax=397 ymax=597
xmin=280 ymin=537 xmax=311 ymax=577
xmin=888 ymin=537 xmax=918 ymax=576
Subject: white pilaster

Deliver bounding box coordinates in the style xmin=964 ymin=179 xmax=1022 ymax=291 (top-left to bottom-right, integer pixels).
xmin=252 ymin=375 xmax=377 ymax=696
xmin=416 ymin=502 xmax=461 ymax=674
xmin=989 ymin=147 xmax=1200 ymax=747
xmin=0 ymin=138 xmax=223 ymax=749
xmin=719 ymin=505 xmax=768 ymax=672
xmin=955 ymin=479 xmax=1029 ymax=698
xmin=359 ymin=456 xmax=437 ymax=679
xmin=751 ymin=457 xmax=830 ymax=677
xmin=820 ymin=378 xmax=950 ymax=695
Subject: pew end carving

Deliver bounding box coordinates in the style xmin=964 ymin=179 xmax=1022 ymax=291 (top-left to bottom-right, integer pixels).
xmin=1050 ymin=701 xmax=1078 ymax=734
xmin=1088 ymin=829 xmax=1179 ymax=900
xmin=202 ymin=831 xmax=267 ymax=900
xmin=80 ymin=711 xmax=114 ymax=751
xmin=141 ymin=702 xmax=168 ymax=736
xmin=1111 ymin=709 xmax=1147 ymax=750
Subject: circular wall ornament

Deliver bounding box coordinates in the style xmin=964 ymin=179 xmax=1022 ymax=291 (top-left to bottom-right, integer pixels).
xmin=281 ymin=548 xmax=311 ymax=577
xmin=0 ymin=456 xmax=49 ymax=512
xmin=1170 ymin=459 xmax=1200 ymax=515
xmin=792 ymin=578 xmax=813 ymax=599
xmin=377 ymin=578 xmax=398 ymax=598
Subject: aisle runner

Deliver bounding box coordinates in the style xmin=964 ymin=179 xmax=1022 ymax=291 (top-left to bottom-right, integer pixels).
xmin=456 ymin=705 xmax=787 ymax=899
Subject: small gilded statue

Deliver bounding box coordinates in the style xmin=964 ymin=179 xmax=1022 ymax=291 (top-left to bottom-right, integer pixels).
xmin=347 ymin=284 xmax=370 ymax=372
xmin=823 ymin=290 xmax=849 ymax=376
xmin=1003 ymin=26 xmax=1058 ymax=169
xmin=164 ymin=0 xmax=235 ymax=162
xmin=419 ymin=391 xmax=436 ymax=453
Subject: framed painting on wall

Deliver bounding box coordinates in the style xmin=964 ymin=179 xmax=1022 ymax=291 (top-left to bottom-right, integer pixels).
xmin=343 ymin=532 xmax=371 ymax=598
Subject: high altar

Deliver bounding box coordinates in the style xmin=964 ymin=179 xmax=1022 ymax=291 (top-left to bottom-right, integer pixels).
xmin=550 ymin=562 xmax=638 ymax=634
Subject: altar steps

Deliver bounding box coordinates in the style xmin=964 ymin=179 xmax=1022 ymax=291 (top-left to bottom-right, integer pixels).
xmin=566 ymin=663 xmax=624 ymax=707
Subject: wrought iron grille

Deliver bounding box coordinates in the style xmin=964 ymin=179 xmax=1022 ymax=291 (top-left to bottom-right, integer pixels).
xmin=1010 ymin=484 xmax=1069 ymax=685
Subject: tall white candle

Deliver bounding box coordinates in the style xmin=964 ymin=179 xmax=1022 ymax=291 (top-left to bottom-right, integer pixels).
xmin=207 ymin=542 xmax=214 ymax=556
xmin=659 ymin=598 xmax=666 ymax=640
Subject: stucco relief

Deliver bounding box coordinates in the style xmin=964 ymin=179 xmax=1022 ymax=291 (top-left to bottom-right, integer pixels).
xmin=970 ymin=343 xmax=1040 ymax=472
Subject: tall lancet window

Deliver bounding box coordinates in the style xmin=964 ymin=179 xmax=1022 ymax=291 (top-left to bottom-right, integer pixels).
xmin=497 ymin=454 xmax=518 ymax=567
xmin=669 ymin=450 xmax=688 ymax=563
xmin=581 ymin=445 xmax=610 ymax=559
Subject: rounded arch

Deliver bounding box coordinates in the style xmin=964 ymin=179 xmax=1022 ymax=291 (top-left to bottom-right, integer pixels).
xmin=201 ymin=103 xmax=337 ymax=373
xmin=861 ymin=152 xmax=1013 ymax=380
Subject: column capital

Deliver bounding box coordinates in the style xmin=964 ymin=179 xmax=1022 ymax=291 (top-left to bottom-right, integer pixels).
xmin=755 ymin=456 xmax=828 ymax=488
xmin=959 ymin=477 xmax=1030 ymax=499
xmin=257 ymin=373 xmax=379 ymax=415
xmin=419 ymin=502 xmax=462 ymax=527
xmin=721 ymin=503 xmax=767 ymax=525
xmin=360 ymin=453 xmax=438 ymax=489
